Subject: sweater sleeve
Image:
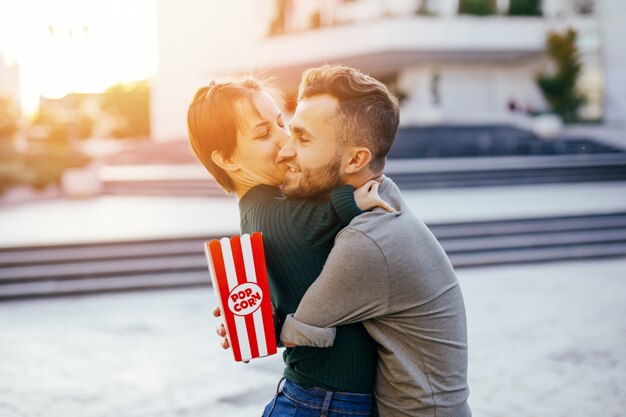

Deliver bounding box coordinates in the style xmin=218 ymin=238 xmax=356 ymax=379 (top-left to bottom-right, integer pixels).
xmin=288 ymin=185 xmax=362 ymax=245
xmin=280 ymin=228 xmax=390 ymax=347
xmin=329 ymin=186 xmax=363 ymax=227
xmin=249 ymin=185 xmax=362 ymax=250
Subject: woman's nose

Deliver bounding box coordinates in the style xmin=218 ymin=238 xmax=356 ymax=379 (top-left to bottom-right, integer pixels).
xmin=278 ymin=137 xmax=296 ymax=159
xmin=276 ymin=129 xmax=288 ymax=149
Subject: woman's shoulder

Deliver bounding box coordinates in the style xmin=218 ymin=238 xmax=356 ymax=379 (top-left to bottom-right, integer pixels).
xmin=239 ymin=185 xmax=284 ymax=209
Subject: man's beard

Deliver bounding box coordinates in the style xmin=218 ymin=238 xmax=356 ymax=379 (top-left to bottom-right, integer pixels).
xmin=280 ymin=157 xmax=343 ymax=199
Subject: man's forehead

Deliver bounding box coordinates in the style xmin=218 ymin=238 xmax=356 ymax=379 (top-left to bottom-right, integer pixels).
xmin=293 ymin=94 xmax=338 ymax=124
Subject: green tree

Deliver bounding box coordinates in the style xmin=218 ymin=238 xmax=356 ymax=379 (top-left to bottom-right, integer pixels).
xmin=0 ymin=95 xmax=95 ymax=195
xmin=31 ymin=108 xmax=70 ymax=148
xmin=0 ymin=96 xmax=19 ymax=140
xmin=17 ymin=106 xmax=91 ymax=192
xmin=0 ymin=97 xmax=19 ymax=194
xmin=101 ymin=80 xmax=150 ymax=138
xmin=64 ymin=94 xmax=94 ymax=140
xmin=509 ymin=0 xmax=542 ymax=16
xmin=77 ymin=114 xmax=94 ymax=139
xmin=458 ymin=0 xmax=496 ymax=16
xmin=536 ymin=28 xmax=586 ymax=123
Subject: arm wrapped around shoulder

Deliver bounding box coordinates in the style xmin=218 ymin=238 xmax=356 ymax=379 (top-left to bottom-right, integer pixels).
xmin=280 ymin=314 xmax=337 ymax=348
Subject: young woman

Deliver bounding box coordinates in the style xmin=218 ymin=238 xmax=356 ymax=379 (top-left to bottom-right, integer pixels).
xmin=188 ymin=77 xmax=389 ymax=417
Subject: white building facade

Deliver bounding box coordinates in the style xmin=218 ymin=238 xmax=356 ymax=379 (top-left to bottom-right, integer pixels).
xmin=152 ymin=0 xmax=623 ymax=142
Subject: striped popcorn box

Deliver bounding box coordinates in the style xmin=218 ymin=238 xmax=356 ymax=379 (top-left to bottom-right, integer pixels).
xmin=204 ymin=232 xmax=277 ymax=362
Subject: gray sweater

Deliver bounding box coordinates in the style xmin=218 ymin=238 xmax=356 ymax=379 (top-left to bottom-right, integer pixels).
xmin=281 ymin=177 xmax=471 ymax=417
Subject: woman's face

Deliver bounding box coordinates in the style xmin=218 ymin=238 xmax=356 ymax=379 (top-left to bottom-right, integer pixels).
xmin=231 ymin=91 xmax=289 ymax=189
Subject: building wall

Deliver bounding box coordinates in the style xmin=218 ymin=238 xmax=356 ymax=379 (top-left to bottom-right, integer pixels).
xmin=398 ymin=60 xmax=547 ymax=125
xmin=600 ymin=0 xmax=626 ymax=127
xmin=152 ymin=0 xmax=618 ymax=141
xmin=151 ymin=0 xmax=270 ymax=142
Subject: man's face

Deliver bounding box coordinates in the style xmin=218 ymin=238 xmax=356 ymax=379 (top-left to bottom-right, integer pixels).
xmin=278 ymin=94 xmax=344 ymax=198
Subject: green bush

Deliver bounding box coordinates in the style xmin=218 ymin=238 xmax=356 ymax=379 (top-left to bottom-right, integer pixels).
xmin=509 ymin=0 xmax=542 ymax=16
xmin=458 ymin=0 xmax=497 ymax=16
xmin=0 ymin=97 xmax=92 ymax=195
xmin=101 ymin=80 xmax=150 ymax=138
xmin=0 ymin=97 xmax=19 ymax=140
xmin=536 ymin=28 xmax=586 ymax=123
xmin=0 ymin=140 xmax=91 ymax=195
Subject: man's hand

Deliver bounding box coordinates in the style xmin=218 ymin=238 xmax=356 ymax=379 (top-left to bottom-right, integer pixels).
xmin=354 ymin=180 xmax=394 ymax=212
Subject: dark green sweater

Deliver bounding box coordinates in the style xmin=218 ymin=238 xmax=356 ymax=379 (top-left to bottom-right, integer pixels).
xmin=239 ymin=184 xmax=378 ymax=394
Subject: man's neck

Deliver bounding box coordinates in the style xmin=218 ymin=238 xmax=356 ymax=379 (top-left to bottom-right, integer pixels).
xmin=343 ymin=169 xmax=384 ymax=189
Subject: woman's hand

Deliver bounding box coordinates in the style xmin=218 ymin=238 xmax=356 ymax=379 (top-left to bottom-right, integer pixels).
xmin=213 ymin=306 xmax=230 ymax=349
xmin=354 ymin=180 xmax=395 ymax=212
xmin=212 ymin=306 xmax=250 ymax=363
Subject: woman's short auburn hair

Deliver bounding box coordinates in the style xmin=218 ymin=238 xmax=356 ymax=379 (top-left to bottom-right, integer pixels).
xmin=187 ymin=77 xmax=280 ymax=193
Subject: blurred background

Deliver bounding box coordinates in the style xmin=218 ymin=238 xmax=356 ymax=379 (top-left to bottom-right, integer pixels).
xmin=1 ymin=1 xmax=625 ymax=416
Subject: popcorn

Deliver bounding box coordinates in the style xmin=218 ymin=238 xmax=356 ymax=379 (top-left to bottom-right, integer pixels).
xmin=204 ymin=232 xmax=277 ymax=362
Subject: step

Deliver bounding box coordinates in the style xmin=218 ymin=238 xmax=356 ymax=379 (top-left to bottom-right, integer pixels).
xmin=440 ymin=228 xmax=626 ymax=252
xmin=2 ymin=213 xmax=626 ymax=299
xmin=0 ymin=270 xmax=210 ymax=300
xmin=385 ymin=154 xmax=626 ymax=174
xmin=450 ymin=241 xmax=626 ymax=267
xmin=0 ymin=238 xmax=205 ymax=267
xmin=430 ymin=213 xmax=626 ymax=239
xmin=0 ymin=254 xmax=206 ymax=283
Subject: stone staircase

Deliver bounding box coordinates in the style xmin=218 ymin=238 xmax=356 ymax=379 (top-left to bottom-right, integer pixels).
xmin=2 ymin=212 xmax=625 ymax=300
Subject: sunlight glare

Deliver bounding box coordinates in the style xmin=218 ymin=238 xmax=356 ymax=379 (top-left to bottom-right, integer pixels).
xmin=0 ymin=0 xmax=159 ymax=114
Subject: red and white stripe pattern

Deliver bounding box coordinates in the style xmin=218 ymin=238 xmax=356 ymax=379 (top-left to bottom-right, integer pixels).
xmin=204 ymin=232 xmax=277 ymax=362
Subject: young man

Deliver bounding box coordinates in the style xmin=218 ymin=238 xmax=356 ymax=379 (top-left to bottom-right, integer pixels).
xmin=276 ymin=65 xmax=472 ymax=417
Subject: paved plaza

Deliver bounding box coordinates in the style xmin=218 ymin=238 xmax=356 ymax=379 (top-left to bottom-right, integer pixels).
xmin=1 ymin=258 xmax=624 ymax=417
xmin=2 ymin=181 xmax=626 ymax=247
xmin=1 ymin=180 xmax=625 ymax=415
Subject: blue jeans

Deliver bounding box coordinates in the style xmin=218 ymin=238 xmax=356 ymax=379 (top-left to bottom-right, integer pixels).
xmin=262 ymin=378 xmax=375 ymax=417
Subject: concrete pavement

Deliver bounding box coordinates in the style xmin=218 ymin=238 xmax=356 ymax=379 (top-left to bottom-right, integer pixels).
xmin=2 ymin=181 xmax=626 ymax=248
xmin=1 ymin=179 xmax=625 ymax=415
xmin=0 ymin=258 xmax=624 ymax=417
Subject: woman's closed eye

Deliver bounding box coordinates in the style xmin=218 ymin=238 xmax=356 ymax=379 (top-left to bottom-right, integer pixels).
xmin=256 ymin=129 xmax=270 ymax=139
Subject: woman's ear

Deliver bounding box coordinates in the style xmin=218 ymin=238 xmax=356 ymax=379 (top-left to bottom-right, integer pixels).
xmin=211 ymin=150 xmax=239 ymax=172
xmin=344 ymin=147 xmax=373 ymax=174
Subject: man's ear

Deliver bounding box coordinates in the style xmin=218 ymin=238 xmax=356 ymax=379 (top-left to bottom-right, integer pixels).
xmin=343 ymin=146 xmax=372 ymax=174
xmin=211 ymin=150 xmax=239 ymax=172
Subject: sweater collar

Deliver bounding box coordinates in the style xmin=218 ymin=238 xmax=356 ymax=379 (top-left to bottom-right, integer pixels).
xmin=238 ymin=184 xmax=284 ymax=215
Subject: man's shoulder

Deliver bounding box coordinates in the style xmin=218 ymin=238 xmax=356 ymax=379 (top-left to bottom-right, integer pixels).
xmin=338 ymin=177 xmax=425 ymax=243
xmin=335 ymin=212 xmax=394 ymax=251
